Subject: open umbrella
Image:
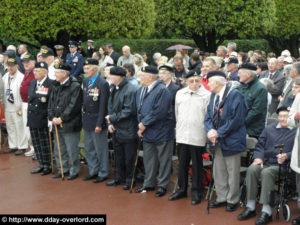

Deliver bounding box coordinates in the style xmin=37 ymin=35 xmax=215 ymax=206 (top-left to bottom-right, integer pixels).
xmin=166 ymin=44 xmax=193 ymax=50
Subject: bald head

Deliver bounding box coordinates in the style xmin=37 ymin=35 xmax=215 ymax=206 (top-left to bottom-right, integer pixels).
xmin=122 ymin=45 xmax=131 ymax=57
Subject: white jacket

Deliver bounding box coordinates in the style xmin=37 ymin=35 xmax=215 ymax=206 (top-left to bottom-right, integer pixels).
xmin=2 ymin=70 xmax=24 ymax=112
xmin=287 ymin=93 xmax=300 ymax=173
xmin=175 ymin=86 xmax=211 ymax=146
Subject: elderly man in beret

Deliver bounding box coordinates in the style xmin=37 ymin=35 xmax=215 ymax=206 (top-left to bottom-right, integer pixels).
xmin=82 ymin=58 xmax=110 ymax=183
xmin=66 ymin=40 xmax=84 ymax=83
xmin=28 ymin=62 xmax=53 ymax=175
xmin=204 ymin=70 xmax=248 ymax=211
xmin=20 ymin=54 xmax=36 ymax=157
xmin=226 ymin=57 xmax=239 ymax=81
xmin=238 ymin=106 xmax=296 ymax=225
xmin=48 ymin=63 xmax=82 ymax=180
xmin=2 ymin=58 xmax=28 ymax=154
xmin=238 ymin=62 xmax=268 ymax=139
xmin=105 ymin=66 xmax=138 ymax=190
xmin=168 ymin=70 xmax=210 ymax=205
xmin=135 ymin=66 xmax=174 ymax=197
xmin=40 ymin=48 xmax=56 ymax=80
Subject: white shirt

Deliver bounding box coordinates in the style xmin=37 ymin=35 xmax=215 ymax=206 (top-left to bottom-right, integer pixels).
xmin=20 ymin=51 xmax=28 ymax=59
xmin=48 ymin=63 xmax=55 ymax=80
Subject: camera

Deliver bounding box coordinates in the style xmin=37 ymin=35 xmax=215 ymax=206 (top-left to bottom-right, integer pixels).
xmin=7 ymin=93 xmax=14 ymax=104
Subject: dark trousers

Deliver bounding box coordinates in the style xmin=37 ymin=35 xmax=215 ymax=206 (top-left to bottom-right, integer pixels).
xmin=177 ymin=143 xmax=204 ymax=194
xmin=112 ymin=135 xmax=137 ymax=184
xmin=30 ymin=127 xmax=51 ymax=169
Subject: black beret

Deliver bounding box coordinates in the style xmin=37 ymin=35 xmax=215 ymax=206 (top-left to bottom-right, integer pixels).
xmin=6 ymin=57 xmax=17 ymax=66
xmin=22 ymin=53 xmax=35 ymax=62
xmin=68 ymin=40 xmax=78 ymax=47
xmin=226 ymin=57 xmax=238 ymax=64
xmin=185 ymin=70 xmax=200 ymax=79
xmin=141 ymin=66 xmax=159 ymax=74
xmin=207 ymin=70 xmax=226 ymax=79
xmin=159 ymin=64 xmax=173 ymax=72
xmin=54 ymin=45 xmax=64 ymax=50
xmin=199 ymin=51 xmax=205 ymax=56
xmin=276 ymin=106 xmax=289 ymax=114
xmin=110 ymin=66 xmax=126 ymax=76
xmin=41 ymin=48 xmax=54 ymax=57
xmin=3 ymin=50 xmax=16 ymax=58
xmin=85 ymin=58 xmax=99 ymax=66
xmin=240 ymin=62 xmax=257 ymax=71
xmin=54 ymin=63 xmax=72 ymax=72
xmin=35 ymin=62 xmax=48 ymax=70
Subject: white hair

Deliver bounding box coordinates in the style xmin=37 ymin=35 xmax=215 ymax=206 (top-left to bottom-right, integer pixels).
xmin=7 ymin=45 xmax=17 ymax=52
xmin=227 ymin=42 xmax=237 ymax=51
xmin=153 ymin=52 xmax=161 ymax=60
xmin=209 ymin=76 xmax=226 ymax=85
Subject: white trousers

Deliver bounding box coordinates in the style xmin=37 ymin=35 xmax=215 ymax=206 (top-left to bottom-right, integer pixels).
xmin=5 ymin=111 xmax=28 ymax=149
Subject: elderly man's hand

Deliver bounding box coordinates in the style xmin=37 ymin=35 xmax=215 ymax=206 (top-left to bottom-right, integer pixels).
xmin=277 ymin=153 xmax=288 ymax=164
xmin=207 ymin=129 xmax=218 ymax=145
xmin=294 ymin=112 xmax=300 ymax=121
xmin=252 ymin=158 xmax=264 ymax=168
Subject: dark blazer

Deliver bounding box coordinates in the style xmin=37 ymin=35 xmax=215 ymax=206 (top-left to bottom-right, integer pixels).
xmin=204 ymin=83 xmax=248 ymax=156
xmin=110 ymin=51 xmax=120 ymax=65
xmin=27 ymin=78 xmax=53 ymax=128
xmin=259 ymin=70 xmax=285 ymax=114
xmin=167 ymin=81 xmax=180 ymax=106
xmin=229 ymin=70 xmax=239 ymax=81
xmin=82 ymin=75 xmax=110 ymax=131
xmin=278 ymin=80 xmax=293 ymax=108
xmin=66 ymin=52 xmax=84 ymax=82
xmin=136 ymin=80 xmax=174 ymax=143
xmin=48 ymin=77 xmax=82 ymax=133
xmin=87 ymin=46 xmax=95 ymax=58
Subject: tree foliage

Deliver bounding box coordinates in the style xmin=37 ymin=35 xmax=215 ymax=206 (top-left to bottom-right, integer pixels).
xmin=0 ymin=0 xmax=155 ymax=45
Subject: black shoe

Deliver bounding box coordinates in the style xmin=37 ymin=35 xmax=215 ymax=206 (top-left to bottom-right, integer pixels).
xmin=15 ymin=149 xmax=26 ymax=155
xmin=255 ymin=212 xmax=272 ymax=225
xmin=155 ymin=187 xmax=166 ymax=197
xmin=292 ymin=216 xmax=300 ymax=225
xmin=209 ymin=201 xmax=227 ymax=208
xmin=4 ymin=148 xmax=17 ymax=154
xmin=226 ymin=202 xmax=239 ymax=211
xmin=82 ymin=174 xmax=97 ymax=181
xmin=31 ymin=167 xmax=43 ymax=174
xmin=168 ymin=190 xmax=187 ymax=201
xmin=106 ymin=179 xmax=121 ymax=186
xmin=191 ymin=191 xmax=202 ymax=205
xmin=135 ymin=186 xmax=155 ymax=193
xmin=67 ymin=174 xmax=79 ymax=180
xmin=123 ymin=184 xmax=131 ymax=190
xmin=52 ymin=172 xmax=69 ymax=179
xmin=93 ymin=176 xmax=108 ymax=183
xmin=41 ymin=168 xmax=52 ymax=176
xmin=237 ymin=207 xmax=256 ymax=220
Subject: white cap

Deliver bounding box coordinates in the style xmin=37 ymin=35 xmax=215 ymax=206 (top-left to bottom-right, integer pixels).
xmin=88 ymin=40 xmax=94 ymax=43
xmin=230 ymin=51 xmax=238 ymax=57
xmin=281 ymin=49 xmax=291 ymax=57
xmin=7 ymin=45 xmax=17 ymax=52
xmin=283 ymin=56 xmax=293 ymax=64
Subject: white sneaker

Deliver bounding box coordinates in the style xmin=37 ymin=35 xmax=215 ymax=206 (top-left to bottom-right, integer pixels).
xmin=24 ymin=148 xmax=34 ymax=157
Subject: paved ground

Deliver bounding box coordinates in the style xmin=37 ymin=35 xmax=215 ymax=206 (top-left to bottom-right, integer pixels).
xmin=0 ymin=148 xmax=297 ymax=225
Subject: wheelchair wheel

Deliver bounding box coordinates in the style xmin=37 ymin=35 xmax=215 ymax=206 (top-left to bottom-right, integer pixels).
xmin=282 ymin=202 xmax=290 ymax=222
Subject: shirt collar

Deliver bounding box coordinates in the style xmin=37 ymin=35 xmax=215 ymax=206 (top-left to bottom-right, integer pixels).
xmin=37 ymin=76 xmax=47 ymax=86
xmin=276 ymin=123 xmax=293 ymax=130
xmin=60 ymin=77 xmax=70 ymax=85
xmin=147 ymin=80 xmax=157 ymax=92
xmin=217 ymin=85 xmax=226 ymax=100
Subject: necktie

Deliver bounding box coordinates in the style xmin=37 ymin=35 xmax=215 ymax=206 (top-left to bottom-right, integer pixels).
xmin=88 ymin=79 xmax=92 ymax=88
xmin=140 ymin=87 xmax=148 ymax=108
xmin=269 ymin=73 xmax=273 ymax=79
xmin=212 ymin=95 xmax=220 ymax=128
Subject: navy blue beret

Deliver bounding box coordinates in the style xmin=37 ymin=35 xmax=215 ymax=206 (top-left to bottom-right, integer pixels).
xmin=110 ymin=66 xmax=126 ymax=76
xmin=35 ymin=62 xmax=48 ymax=70
xmin=141 ymin=66 xmax=159 ymax=74
xmin=240 ymin=62 xmax=257 ymax=71
xmin=207 ymin=70 xmax=226 ymax=79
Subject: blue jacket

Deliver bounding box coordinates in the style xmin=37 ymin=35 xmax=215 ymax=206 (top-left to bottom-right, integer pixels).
xmin=229 ymin=69 xmax=239 ymax=81
xmin=82 ymin=75 xmax=110 ymax=131
xmin=66 ymin=52 xmax=84 ymax=81
xmin=204 ymin=82 xmax=248 ymax=155
xmin=253 ymin=123 xmax=296 ymax=166
xmin=136 ymin=80 xmax=174 ymax=143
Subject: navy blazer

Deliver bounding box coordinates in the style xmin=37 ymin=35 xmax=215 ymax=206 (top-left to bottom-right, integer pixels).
xmin=27 ymin=78 xmax=53 ymax=128
xmin=204 ymin=83 xmax=248 ymax=155
xmin=82 ymin=75 xmax=110 ymax=131
xmin=136 ymin=80 xmax=174 ymax=143
xmin=110 ymin=51 xmax=120 ymax=65
xmin=66 ymin=52 xmax=84 ymax=80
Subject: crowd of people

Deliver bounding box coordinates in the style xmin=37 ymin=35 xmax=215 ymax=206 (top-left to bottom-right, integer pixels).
xmin=0 ymin=41 xmax=300 ymax=225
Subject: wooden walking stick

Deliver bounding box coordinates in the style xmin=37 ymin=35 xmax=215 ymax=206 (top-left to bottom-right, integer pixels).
xmin=54 ymin=124 xmax=64 ymax=180
xmin=48 ymin=127 xmax=54 ymax=174
xmin=129 ymin=138 xmax=142 ymax=193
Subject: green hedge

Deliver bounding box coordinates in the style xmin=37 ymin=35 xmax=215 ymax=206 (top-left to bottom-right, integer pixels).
xmin=221 ymin=39 xmax=271 ymax=53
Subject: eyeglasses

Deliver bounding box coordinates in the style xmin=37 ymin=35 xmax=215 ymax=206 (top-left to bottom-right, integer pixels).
xmin=188 ymin=79 xmax=200 ymax=83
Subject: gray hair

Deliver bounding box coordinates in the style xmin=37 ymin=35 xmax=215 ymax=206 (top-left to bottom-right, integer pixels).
xmin=144 ymin=72 xmax=159 ymax=79
xmin=209 ymin=76 xmax=226 ymax=85
xmin=227 ymin=42 xmax=237 ymax=51
xmin=283 ymin=64 xmax=292 ymax=77
xmin=292 ymin=62 xmax=300 ymax=75
xmin=260 ymin=78 xmax=273 ymax=92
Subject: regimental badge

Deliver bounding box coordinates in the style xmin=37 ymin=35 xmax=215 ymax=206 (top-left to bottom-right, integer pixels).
xmin=41 ymin=97 xmax=47 ymax=103
xmin=93 ymin=96 xmax=98 ymax=101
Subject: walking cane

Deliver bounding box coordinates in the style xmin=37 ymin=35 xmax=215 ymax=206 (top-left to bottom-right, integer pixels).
xmin=206 ymin=143 xmax=216 ymax=214
xmin=274 ymin=144 xmax=284 ymax=219
xmin=48 ymin=126 xmax=54 ymax=174
xmin=54 ymin=124 xmax=64 ymax=180
xmin=129 ymin=138 xmax=142 ymax=193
